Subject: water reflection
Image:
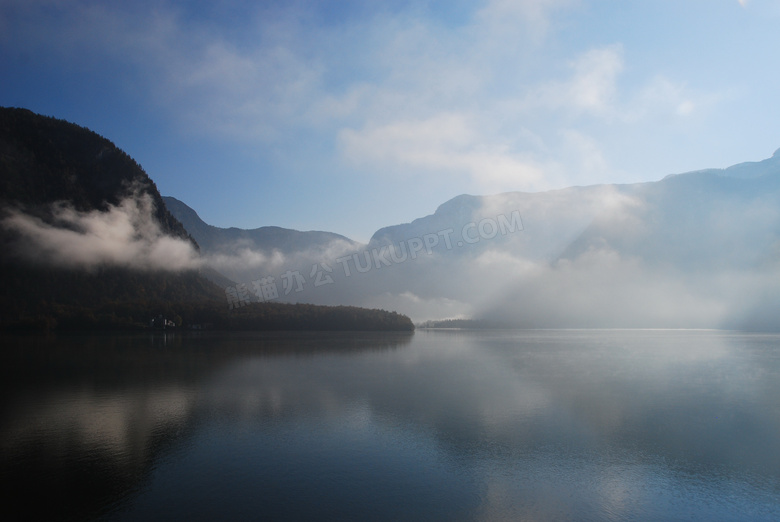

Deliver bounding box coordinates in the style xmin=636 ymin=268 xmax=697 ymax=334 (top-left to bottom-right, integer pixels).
xmin=0 ymin=332 xmax=412 ymax=521
xmin=2 ymin=330 xmax=780 ymax=521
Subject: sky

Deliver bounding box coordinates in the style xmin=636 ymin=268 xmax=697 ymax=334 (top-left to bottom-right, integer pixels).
xmin=2 ymin=0 xmax=780 ymax=242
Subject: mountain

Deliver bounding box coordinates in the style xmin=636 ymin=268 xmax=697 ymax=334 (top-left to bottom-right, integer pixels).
xmin=168 ymin=145 xmax=780 ymax=330
xmin=0 ymin=108 xmax=192 ymax=242
xmin=0 ymin=107 xmax=220 ymax=330
xmin=358 ymin=152 xmax=780 ymax=329
xmin=0 ymin=107 xmax=413 ymax=332
xmin=163 ymin=196 xmax=356 ymax=256
xmin=18 ymin=92 xmax=765 ymax=330
xmin=162 ymin=195 xmax=361 ymax=292
xmin=559 ymin=151 xmax=780 ymax=270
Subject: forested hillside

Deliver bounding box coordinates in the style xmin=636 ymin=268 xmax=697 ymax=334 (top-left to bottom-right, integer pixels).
xmin=0 ymin=108 xmax=413 ymax=332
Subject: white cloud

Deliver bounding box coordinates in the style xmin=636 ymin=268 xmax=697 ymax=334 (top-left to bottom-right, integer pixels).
xmin=629 ymin=75 xmax=724 ymax=121
xmin=334 ymin=37 xmax=723 ymax=192
xmin=521 ymin=44 xmax=624 ymax=116
xmin=475 ymin=0 xmax=577 ymax=41
xmin=2 ymin=193 xmax=201 ymax=271
xmin=339 ymin=113 xmax=551 ymax=191
xmin=12 ymin=1 xmax=325 ymax=142
xmin=3 ymin=0 xmax=732 ymax=216
xmin=568 ymin=45 xmax=624 ymax=113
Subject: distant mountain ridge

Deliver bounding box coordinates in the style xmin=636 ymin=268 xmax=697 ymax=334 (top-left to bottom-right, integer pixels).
xmin=369 ymin=149 xmax=780 ymax=269
xmin=161 ymin=146 xmax=780 ymax=330
xmin=163 ymin=196 xmax=357 ymax=255
xmin=663 ymin=147 xmax=780 ymax=181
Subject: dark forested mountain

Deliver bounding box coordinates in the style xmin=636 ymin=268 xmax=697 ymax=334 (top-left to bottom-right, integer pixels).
xmin=0 ymin=107 xmax=413 ymax=332
xmin=0 ymin=107 xmax=191 ymax=241
xmin=0 ymin=108 xmax=215 ymax=329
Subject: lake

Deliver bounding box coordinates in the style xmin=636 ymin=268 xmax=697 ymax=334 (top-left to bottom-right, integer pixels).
xmin=2 ymin=330 xmax=780 ymax=521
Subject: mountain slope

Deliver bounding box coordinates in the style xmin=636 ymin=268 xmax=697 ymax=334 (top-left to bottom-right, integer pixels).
xmin=163 ymin=196 xmax=356 ymax=255
xmin=0 ymin=108 xmax=413 ymax=331
xmin=309 ymin=150 xmax=780 ymax=329
xmin=0 ymin=107 xmax=222 ymax=328
xmin=162 ymin=195 xmax=360 ymax=290
xmin=559 ymin=152 xmax=780 ymax=270
xmin=0 ymin=107 xmax=192 ymax=242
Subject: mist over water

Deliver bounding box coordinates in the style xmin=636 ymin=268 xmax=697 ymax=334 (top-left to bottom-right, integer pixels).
xmin=206 ymin=176 xmax=780 ymax=330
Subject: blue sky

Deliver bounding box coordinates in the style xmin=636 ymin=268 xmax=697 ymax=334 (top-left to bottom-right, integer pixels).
xmin=2 ymin=0 xmax=780 ymax=241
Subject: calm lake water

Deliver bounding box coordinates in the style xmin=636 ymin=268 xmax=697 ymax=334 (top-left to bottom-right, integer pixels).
xmin=2 ymin=330 xmax=780 ymax=521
